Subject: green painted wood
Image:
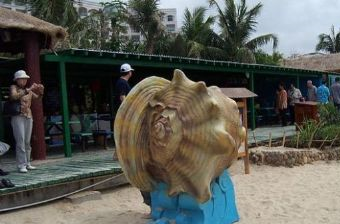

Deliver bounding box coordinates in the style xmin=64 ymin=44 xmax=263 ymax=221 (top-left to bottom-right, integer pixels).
xmin=43 ymin=53 xmax=334 ymax=77
xmin=0 ymin=154 xmax=122 ymax=195
xmin=296 ymin=75 xmax=300 ymax=89
xmin=249 ymin=72 xmax=256 ymax=130
xmin=109 ymin=75 xmax=115 ymax=136
xmin=58 ymin=62 xmax=72 ymax=157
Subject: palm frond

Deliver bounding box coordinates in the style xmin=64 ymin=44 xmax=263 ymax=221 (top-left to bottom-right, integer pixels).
xmin=246 ymin=34 xmax=278 ymax=51
xmin=316 ymin=33 xmax=335 ymax=53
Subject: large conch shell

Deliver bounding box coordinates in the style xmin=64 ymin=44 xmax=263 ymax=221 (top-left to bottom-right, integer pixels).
xmin=114 ymin=69 xmax=246 ymax=203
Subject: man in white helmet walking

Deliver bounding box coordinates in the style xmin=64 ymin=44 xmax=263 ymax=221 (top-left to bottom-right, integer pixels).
xmin=114 ymin=63 xmax=134 ymax=112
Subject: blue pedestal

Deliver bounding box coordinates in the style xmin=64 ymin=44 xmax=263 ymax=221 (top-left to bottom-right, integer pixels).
xmin=148 ymin=170 xmax=239 ymax=224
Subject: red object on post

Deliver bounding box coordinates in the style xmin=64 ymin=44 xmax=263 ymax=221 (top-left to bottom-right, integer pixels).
xmin=24 ymin=32 xmax=47 ymax=160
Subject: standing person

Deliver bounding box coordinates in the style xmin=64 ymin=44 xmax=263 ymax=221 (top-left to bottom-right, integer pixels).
xmin=306 ymin=80 xmax=317 ymax=101
xmin=330 ymin=77 xmax=340 ymax=111
xmin=276 ymin=82 xmax=288 ymax=126
xmin=316 ymin=80 xmax=330 ymax=104
xmin=9 ymin=70 xmax=44 ymax=173
xmin=114 ymin=63 xmax=134 ymax=112
xmin=113 ymin=63 xmax=151 ymax=217
xmin=287 ymin=83 xmax=303 ymax=124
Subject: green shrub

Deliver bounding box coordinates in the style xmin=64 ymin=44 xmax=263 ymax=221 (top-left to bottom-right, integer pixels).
xmin=315 ymin=124 xmax=340 ymax=140
xmin=318 ymin=103 xmax=340 ymax=125
xmin=292 ymin=120 xmax=320 ymax=147
xmin=290 ymin=104 xmax=340 ymax=148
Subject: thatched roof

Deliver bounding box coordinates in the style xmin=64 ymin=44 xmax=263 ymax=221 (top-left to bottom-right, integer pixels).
xmin=220 ymin=88 xmax=257 ymax=99
xmin=282 ymin=53 xmax=340 ymax=72
xmin=0 ymin=7 xmax=67 ymax=52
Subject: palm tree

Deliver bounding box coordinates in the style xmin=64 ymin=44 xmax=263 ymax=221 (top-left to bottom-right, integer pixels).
xmin=127 ymin=0 xmax=165 ymax=54
xmin=70 ymin=1 xmax=128 ymax=50
xmin=69 ymin=9 xmax=109 ymax=50
xmin=29 ymin=0 xmax=78 ymax=28
xmin=209 ymin=0 xmax=278 ymax=63
xmin=102 ymin=1 xmax=129 ymax=50
xmin=316 ymin=25 xmax=340 ymax=53
xmin=181 ymin=7 xmax=225 ymax=59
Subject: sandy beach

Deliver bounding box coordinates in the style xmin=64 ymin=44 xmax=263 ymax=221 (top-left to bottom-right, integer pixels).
xmin=1 ymin=160 xmax=340 ymax=224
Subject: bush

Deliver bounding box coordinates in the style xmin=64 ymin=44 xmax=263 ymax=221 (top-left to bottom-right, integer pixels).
xmin=315 ymin=124 xmax=340 ymax=140
xmin=289 ymin=104 xmax=340 ymax=148
xmin=318 ymin=103 xmax=340 ymax=125
xmin=291 ymin=120 xmax=320 ymax=147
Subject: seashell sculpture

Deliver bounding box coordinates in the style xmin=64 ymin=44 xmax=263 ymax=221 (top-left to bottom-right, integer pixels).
xmin=114 ymin=69 xmax=246 ymax=203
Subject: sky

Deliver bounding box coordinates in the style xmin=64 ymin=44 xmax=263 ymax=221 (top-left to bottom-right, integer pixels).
xmin=96 ymin=0 xmax=340 ymax=56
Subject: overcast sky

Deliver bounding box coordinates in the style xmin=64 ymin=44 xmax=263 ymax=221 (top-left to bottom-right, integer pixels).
xmin=98 ymin=0 xmax=340 ymax=56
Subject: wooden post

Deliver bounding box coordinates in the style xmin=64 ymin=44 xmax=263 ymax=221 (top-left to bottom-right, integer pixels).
xmin=24 ymin=31 xmax=46 ymax=160
xmin=329 ymin=134 xmax=338 ymax=148
xmin=252 ymin=130 xmax=258 ymax=147
xmin=0 ymin=88 xmax=3 ymax=141
xmin=58 ymin=61 xmax=72 ymax=157
xmin=109 ymin=75 xmax=115 ymax=139
xmin=282 ymin=130 xmax=286 ymax=147
xmin=296 ymin=75 xmax=300 ymax=89
xmin=243 ymin=98 xmax=250 ymax=174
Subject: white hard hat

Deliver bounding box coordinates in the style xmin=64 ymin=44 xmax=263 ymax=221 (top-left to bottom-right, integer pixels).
xmin=13 ymin=70 xmax=30 ymax=81
xmin=120 ymin=63 xmax=134 ymax=73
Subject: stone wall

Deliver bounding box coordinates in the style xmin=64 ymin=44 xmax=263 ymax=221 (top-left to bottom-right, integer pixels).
xmin=250 ymin=146 xmax=340 ymax=168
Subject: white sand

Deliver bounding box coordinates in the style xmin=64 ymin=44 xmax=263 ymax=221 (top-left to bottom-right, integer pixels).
xmin=1 ymin=160 xmax=340 ymax=224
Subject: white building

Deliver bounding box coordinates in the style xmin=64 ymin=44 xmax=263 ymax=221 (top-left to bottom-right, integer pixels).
xmin=162 ymin=8 xmax=177 ymax=33
xmin=72 ymin=0 xmax=102 ymax=18
xmin=0 ymin=0 xmax=29 ymax=13
xmin=0 ymin=0 xmax=102 ymax=16
xmin=0 ymin=1 xmax=178 ymax=43
xmin=123 ymin=8 xmax=178 ymax=42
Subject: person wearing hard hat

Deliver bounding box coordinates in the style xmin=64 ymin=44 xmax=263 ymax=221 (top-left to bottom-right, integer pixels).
xmin=114 ymin=63 xmax=134 ymax=111
xmin=9 ymin=70 xmax=44 ymax=173
xmin=113 ymin=64 xmax=151 ymax=214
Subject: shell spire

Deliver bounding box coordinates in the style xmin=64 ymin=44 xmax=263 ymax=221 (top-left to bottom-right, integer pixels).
xmin=114 ymin=70 xmax=245 ymax=203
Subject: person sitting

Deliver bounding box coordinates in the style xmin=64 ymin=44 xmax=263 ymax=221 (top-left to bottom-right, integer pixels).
xmin=0 ymin=141 xmax=15 ymax=188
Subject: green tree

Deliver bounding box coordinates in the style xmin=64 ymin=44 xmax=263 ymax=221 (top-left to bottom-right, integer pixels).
xmin=29 ymin=0 xmax=78 ymax=27
xmin=70 ymin=1 xmax=128 ymax=50
xmin=30 ymin=0 xmax=128 ymax=50
xmin=316 ymin=25 xmax=340 ymax=53
xmin=167 ymin=34 xmax=187 ymax=57
xmin=181 ymin=7 xmax=224 ymax=59
xmin=209 ymin=0 xmax=278 ymax=63
xmin=102 ymin=1 xmax=129 ymax=50
xmin=254 ymin=50 xmax=283 ymax=65
xmin=127 ymin=0 xmax=165 ymax=54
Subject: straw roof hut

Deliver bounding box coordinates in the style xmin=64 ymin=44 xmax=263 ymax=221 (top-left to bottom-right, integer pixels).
xmin=0 ymin=7 xmax=67 ymax=53
xmin=0 ymin=7 xmax=67 ymax=160
xmin=282 ymin=53 xmax=340 ymax=73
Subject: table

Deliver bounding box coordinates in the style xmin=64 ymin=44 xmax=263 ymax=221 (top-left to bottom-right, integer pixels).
xmin=45 ymin=120 xmax=81 ymax=147
xmin=294 ymin=101 xmax=318 ymax=127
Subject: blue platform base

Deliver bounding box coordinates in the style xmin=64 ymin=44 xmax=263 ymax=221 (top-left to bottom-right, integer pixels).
xmin=148 ymin=170 xmax=239 ymax=224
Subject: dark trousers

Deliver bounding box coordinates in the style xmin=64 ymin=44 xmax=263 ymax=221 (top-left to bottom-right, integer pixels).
xmin=335 ymin=103 xmax=340 ymax=111
xmin=141 ymin=191 xmax=151 ymax=206
xmin=279 ymin=108 xmax=287 ymax=126
xmin=289 ymin=105 xmax=295 ymax=124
